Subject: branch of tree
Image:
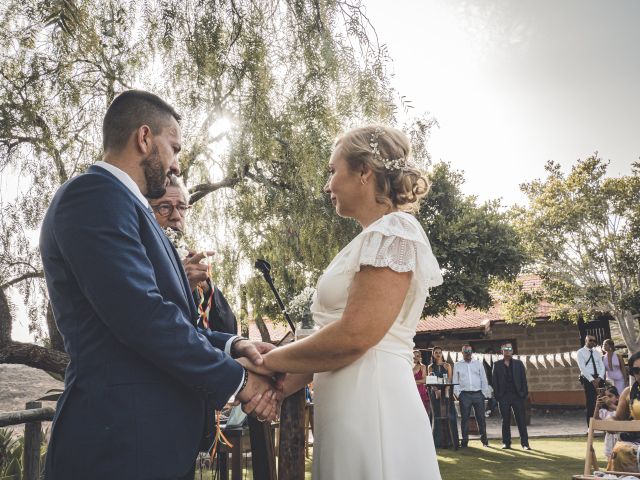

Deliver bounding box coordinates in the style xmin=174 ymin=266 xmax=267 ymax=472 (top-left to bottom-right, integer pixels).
xmin=0 ymin=271 xmax=44 ymax=290
xmin=189 ymin=174 xmax=243 ymax=204
xmin=0 ymin=341 xmax=69 ymax=376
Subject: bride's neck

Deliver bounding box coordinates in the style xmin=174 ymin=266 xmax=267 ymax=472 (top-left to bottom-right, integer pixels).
xmin=357 ymin=203 xmax=397 ymax=229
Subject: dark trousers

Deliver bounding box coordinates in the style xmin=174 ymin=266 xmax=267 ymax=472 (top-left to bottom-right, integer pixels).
xmin=583 ymin=377 xmax=603 ymax=426
xmin=498 ymin=393 xmax=529 ymax=447
xmin=459 ymin=391 xmax=487 ymax=444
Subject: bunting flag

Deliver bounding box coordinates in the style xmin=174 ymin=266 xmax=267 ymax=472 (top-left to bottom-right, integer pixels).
xmin=537 ymin=354 xmax=547 ymax=369
xmin=564 ymin=352 xmax=573 ymax=366
xmin=546 ymin=353 xmax=556 ymax=367
xmin=432 ymin=349 xmax=590 ymax=370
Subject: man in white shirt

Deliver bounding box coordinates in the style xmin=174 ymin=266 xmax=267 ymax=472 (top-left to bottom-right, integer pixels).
xmin=453 ymin=344 xmax=491 ymax=447
xmin=577 ymin=335 xmax=606 ymax=426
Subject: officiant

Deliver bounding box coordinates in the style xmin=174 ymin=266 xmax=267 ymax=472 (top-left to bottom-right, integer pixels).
xmin=147 ymin=175 xmax=238 ymax=335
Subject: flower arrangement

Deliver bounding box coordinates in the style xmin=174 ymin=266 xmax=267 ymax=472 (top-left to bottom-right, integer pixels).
xmin=287 ymin=286 xmax=316 ymax=321
xmin=162 ymin=227 xmax=190 ymax=260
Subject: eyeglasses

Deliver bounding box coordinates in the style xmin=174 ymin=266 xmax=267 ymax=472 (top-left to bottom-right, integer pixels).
xmin=631 ymin=367 xmax=640 ymax=375
xmin=502 ymin=347 xmax=513 ymax=352
xmin=462 ymin=349 xmax=473 ymax=354
xmin=151 ymin=203 xmax=190 ymax=217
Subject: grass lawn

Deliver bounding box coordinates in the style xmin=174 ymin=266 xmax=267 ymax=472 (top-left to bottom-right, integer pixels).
xmin=202 ymin=436 xmax=597 ymax=479
xmin=437 ymin=436 xmax=598 ymax=480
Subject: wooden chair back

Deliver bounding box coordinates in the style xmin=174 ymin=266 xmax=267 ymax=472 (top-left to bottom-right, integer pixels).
xmin=583 ymin=418 xmax=640 ymax=475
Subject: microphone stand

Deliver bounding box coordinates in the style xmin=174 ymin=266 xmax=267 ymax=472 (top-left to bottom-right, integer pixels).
xmin=254 ymin=259 xmax=296 ymax=336
xmin=253 ymin=258 xmax=305 ymax=479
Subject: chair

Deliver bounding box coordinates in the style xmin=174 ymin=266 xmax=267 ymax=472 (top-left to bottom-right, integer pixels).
xmin=579 ymin=418 xmax=640 ymax=477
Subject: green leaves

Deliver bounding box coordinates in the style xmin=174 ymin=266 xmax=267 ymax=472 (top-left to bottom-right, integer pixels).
xmin=505 ymin=155 xmax=640 ymax=349
xmin=419 ymin=162 xmax=526 ymax=317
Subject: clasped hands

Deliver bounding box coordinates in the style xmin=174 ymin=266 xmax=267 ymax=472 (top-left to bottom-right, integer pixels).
xmin=231 ymin=339 xmax=284 ymax=423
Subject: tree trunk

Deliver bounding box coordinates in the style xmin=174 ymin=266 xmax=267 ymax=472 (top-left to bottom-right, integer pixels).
xmin=255 ymin=317 xmax=272 ymax=343
xmin=0 ymin=288 xmax=12 ymax=347
xmin=0 ymin=341 xmax=69 ymax=375
xmin=46 ymin=301 xmax=65 ymax=352
xmin=615 ymin=310 xmax=640 ymax=352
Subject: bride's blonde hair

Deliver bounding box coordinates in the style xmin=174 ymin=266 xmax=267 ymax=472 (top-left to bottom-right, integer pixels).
xmin=333 ymin=125 xmax=430 ymax=213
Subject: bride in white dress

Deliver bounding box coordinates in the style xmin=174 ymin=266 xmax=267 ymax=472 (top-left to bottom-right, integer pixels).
xmin=261 ymin=125 xmax=443 ymax=479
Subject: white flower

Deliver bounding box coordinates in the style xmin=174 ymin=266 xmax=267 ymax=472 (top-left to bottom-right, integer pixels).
xmin=287 ymin=287 xmax=316 ymax=319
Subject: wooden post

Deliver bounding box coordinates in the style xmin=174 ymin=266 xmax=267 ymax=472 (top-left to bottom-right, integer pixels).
xmin=278 ymin=389 xmax=305 ymax=480
xmin=248 ymin=417 xmax=277 ymax=480
xmin=23 ymin=401 xmax=43 ymax=480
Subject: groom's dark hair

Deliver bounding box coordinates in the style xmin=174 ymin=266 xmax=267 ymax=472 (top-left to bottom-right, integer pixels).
xmin=103 ymin=90 xmax=181 ymax=152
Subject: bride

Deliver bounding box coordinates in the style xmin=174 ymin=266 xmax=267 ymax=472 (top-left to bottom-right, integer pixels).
xmin=261 ymin=125 xmax=443 ymax=479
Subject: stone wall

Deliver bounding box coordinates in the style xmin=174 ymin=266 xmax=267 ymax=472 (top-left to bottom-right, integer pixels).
xmin=415 ymin=320 xmax=587 ymax=406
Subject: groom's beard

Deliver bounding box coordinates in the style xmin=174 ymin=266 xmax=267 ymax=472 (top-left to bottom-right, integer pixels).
xmin=142 ymin=145 xmax=167 ymax=199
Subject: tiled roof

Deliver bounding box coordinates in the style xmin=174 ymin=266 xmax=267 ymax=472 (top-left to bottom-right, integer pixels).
xmin=243 ymin=275 xmax=555 ymax=338
xmin=417 ymin=274 xmax=554 ymax=333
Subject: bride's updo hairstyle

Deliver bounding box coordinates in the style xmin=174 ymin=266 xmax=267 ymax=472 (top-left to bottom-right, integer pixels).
xmin=334 ymin=125 xmax=430 ymax=213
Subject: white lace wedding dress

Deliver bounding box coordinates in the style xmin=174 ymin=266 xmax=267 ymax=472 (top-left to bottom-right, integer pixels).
xmin=310 ymin=212 xmax=443 ymax=479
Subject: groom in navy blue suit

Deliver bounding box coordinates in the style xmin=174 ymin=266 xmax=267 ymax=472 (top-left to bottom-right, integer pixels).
xmin=40 ymin=90 xmax=278 ymax=479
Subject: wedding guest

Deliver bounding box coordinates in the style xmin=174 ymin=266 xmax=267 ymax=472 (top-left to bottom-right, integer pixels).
xmin=428 ymin=346 xmax=458 ymax=448
xmin=413 ymin=350 xmax=430 ymax=413
xmin=454 ymin=344 xmax=491 ymax=448
xmin=594 ymin=385 xmax=620 ymax=463
xmin=602 ymin=338 xmax=628 ymax=395
xmin=607 ymin=351 xmax=640 ymax=472
xmin=492 ymin=342 xmax=531 ymax=450
xmin=148 ymin=175 xmax=238 ymax=334
xmin=578 ymin=335 xmax=606 ymax=426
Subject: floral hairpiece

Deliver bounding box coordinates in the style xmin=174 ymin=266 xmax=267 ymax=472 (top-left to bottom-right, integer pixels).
xmin=369 ymin=128 xmax=416 ymax=171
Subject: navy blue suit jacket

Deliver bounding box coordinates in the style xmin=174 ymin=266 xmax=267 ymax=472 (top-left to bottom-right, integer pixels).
xmin=39 ymin=165 xmax=244 ymax=479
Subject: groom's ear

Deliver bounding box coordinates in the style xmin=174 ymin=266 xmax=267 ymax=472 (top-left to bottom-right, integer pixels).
xmin=135 ymin=125 xmax=153 ymax=154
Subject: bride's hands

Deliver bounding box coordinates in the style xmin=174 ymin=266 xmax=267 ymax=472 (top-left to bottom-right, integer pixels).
xmin=236 ymin=356 xmax=287 ymax=390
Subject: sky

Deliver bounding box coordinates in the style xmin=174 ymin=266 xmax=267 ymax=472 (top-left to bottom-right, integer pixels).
xmin=364 ymin=0 xmax=639 ymax=206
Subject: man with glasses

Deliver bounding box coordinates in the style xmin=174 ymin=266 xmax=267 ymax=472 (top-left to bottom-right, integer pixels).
xmin=577 ymin=335 xmax=606 ymax=426
xmin=453 ymin=344 xmax=491 ymax=447
xmin=492 ymin=343 xmax=531 ymax=450
xmin=148 ymin=175 xmax=238 ymax=335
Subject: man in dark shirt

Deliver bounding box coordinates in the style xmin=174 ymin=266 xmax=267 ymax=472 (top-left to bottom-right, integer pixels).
xmin=492 ymin=343 xmax=531 ymax=450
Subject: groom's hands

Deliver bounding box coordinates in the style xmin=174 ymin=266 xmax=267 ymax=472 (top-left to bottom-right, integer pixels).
xmin=236 ymin=371 xmax=279 ymax=422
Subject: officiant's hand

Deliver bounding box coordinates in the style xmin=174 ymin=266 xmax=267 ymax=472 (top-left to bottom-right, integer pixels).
xmin=182 ymin=251 xmax=214 ymax=291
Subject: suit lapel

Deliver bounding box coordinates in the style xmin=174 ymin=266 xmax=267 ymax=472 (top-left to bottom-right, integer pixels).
xmin=140 ymin=206 xmax=197 ymax=321
xmin=88 ymin=166 xmax=196 ymax=323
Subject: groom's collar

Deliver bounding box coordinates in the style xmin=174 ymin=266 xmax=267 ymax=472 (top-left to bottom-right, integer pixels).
xmin=93 ymin=161 xmax=150 ymax=208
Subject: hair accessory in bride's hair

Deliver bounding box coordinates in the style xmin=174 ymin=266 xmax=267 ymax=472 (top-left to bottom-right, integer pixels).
xmin=369 ymin=127 xmax=416 ymax=172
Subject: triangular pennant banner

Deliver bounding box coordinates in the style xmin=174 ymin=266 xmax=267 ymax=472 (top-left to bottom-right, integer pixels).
xmin=529 ymin=355 xmax=538 ymax=369
xmin=537 ymin=354 xmax=547 ymax=369
xmin=564 ymin=352 xmax=573 ymax=366
xmin=546 ymin=353 xmax=556 ymax=368
xmin=555 ymin=353 xmax=565 ymax=367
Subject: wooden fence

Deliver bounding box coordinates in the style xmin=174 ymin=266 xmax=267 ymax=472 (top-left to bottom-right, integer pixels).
xmin=0 ymin=401 xmax=55 ymax=480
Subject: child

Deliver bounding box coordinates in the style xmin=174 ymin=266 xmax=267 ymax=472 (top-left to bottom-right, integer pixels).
xmin=595 ymin=385 xmax=621 ymax=462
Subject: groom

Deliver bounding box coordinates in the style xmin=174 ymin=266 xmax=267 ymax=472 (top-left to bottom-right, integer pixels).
xmin=40 ymin=90 xmax=278 ymax=479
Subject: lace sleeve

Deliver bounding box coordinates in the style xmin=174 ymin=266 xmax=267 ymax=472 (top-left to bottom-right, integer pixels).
xmin=358 ymin=232 xmax=417 ymax=273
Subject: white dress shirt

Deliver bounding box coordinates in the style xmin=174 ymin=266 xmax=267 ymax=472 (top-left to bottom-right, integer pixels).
xmin=453 ymin=358 xmax=491 ymax=398
xmin=93 ymin=162 xmax=243 ymax=391
xmin=577 ymin=346 xmax=606 ymax=382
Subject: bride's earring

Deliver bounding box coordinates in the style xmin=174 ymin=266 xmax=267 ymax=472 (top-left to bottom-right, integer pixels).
xmin=360 ymin=178 xmax=366 ymax=185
